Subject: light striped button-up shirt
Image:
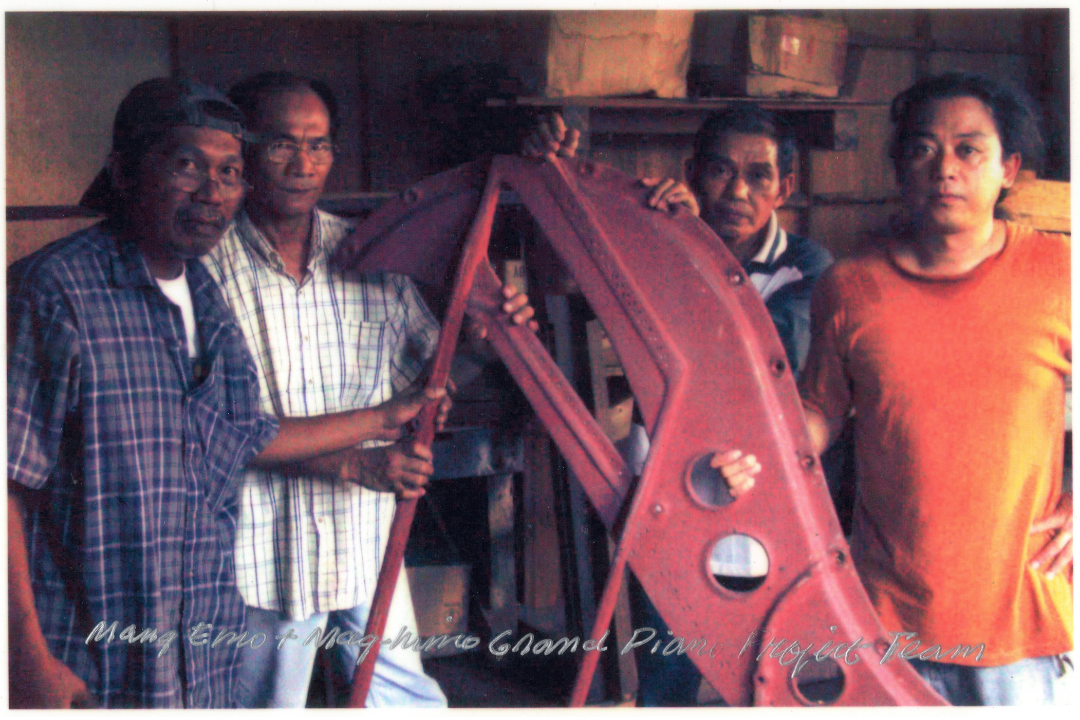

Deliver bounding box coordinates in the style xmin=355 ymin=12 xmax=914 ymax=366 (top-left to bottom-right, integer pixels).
xmin=203 ymin=209 xmax=439 ymax=620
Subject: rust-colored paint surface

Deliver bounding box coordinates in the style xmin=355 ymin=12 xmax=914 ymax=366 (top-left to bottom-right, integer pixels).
xmin=334 ymin=155 xmax=946 ymax=707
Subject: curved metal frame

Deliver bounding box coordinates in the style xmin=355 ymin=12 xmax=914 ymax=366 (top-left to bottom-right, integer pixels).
xmin=337 ymin=155 xmax=946 ymax=707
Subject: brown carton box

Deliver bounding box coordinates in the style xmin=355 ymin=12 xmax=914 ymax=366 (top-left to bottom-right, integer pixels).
xmin=747 ymin=15 xmax=848 ymax=88
xmin=405 ymin=564 xmax=472 ymax=657
xmin=544 ymin=11 xmax=695 ymax=98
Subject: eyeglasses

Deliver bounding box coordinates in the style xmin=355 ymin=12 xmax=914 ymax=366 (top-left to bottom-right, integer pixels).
xmin=164 ymin=158 xmax=249 ymax=196
xmin=262 ymin=139 xmax=337 ymax=166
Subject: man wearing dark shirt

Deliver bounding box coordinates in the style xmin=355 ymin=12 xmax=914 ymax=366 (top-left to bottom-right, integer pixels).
xmin=7 ymin=78 xmax=278 ymax=708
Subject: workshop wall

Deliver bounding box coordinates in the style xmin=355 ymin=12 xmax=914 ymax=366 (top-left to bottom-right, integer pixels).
xmin=5 ymin=13 xmax=171 ymax=263
xmin=804 ymin=9 xmax=1068 ymax=256
xmin=172 ymin=14 xmax=366 ymax=196
xmin=6 ymin=10 xmax=1068 ymax=264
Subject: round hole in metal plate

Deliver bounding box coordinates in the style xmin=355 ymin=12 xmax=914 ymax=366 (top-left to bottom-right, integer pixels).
xmin=687 ymin=454 xmax=735 ymax=507
xmin=792 ymin=655 xmax=845 ymax=705
xmin=708 ymin=534 xmax=768 ymax=592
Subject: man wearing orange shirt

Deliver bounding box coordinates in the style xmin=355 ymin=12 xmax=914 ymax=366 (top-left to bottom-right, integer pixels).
xmin=721 ymin=73 xmax=1072 ymax=705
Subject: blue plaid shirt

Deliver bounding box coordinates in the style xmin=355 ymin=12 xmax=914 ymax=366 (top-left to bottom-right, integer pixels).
xmin=7 ymin=222 xmax=278 ymax=707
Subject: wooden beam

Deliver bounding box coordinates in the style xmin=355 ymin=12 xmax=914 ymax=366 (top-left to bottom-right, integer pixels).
xmin=999 ymin=171 xmax=1070 ymax=234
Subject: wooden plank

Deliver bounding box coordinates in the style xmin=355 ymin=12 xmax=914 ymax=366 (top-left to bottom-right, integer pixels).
xmin=914 ymin=11 xmax=932 ymax=80
xmin=520 ymin=419 xmax=566 ymax=635
xmin=7 ymin=205 xmax=102 ymax=222
xmin=582 ymin=319 xmax=638 ymax=703
xmin=486 ymin=96 xmax=887 ymax=110
xmin=486 ymin=473 xmax=518 ymax=639
xmin=842 ymin=10 xmax=925 ymax=45
xmin=847 ymin=33 xmax=925 ymax=51
xmin=6 ymin=192 xmax=537 ymax=228
xmin=545 ymin=293 xmax=604 ymax=703
xmin=490 ymin=98 xmax=888 ymax=151
xmin=589 ymin=137 xmax=693 ymax=186
xmin=586 ymin=320 xmax=613 ymax=431
xmin=1000 ymin=172 xmax=1070 ymax=234
xmin=809 ymin=195 xmax=900 ymax=206
xmin=929 ymin=9 xmax=1025 ymax=53
xmin=588 ymin=111 xmax=707 ymax=136
xmin=928 ymin=52 xmax=1031 ymax=88
xmin=809 ymin=201 xmax=902 ymax=258
xmin=847 ymin=48 xmax=917 ymax=103
xmin=809 ymin=107 xmax=896 ymax=197
xmin=739 ymin=74 xmax=839 ymax=99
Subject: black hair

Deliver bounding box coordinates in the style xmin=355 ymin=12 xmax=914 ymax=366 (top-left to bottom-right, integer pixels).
xmin=228 ymin=71 xmax=340 ymax=142
xmin=693 ymin=107 xmax=797 ymax=178
xmin=889 ymin=72 xmax=1044 ymax=175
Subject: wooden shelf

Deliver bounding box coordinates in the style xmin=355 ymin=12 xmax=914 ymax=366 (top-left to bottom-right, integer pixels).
xmin=486 ymin=96 xmax=885 ymax=111
xmin=9 ymin=191 xmax=905 ymax=226
xmin=6 ymin=205 xmax=102 ymax=222
xmin=8 ymin=191 xmax=529 ymax=224
xmin=318 ymin=191 xmax=399 ymax=216
xmin=487 ymin=96 xmax=883 ymax=151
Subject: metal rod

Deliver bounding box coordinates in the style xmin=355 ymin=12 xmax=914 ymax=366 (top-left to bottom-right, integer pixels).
xmin=346 ymin=165 xmax=503 ymax=707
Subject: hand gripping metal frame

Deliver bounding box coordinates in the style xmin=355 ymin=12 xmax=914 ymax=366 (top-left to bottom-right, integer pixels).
xmin=335 ymin=155 xmax=946 ymax=707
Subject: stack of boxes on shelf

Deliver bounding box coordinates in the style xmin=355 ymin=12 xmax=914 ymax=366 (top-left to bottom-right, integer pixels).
xmin=538 ymin=11 xmax=850 ymax=101
xmin=541 ymin=11 xmax=695 ymax=99
xmin=740 ymin=15 xmax=849 ymax=98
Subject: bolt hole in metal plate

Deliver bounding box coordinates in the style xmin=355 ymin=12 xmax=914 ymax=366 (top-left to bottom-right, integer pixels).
xmin=708 ymin=534 xmax=768 ymax=593
xmin=792 ymin=656 xmax=845 ymax=705
xmin=687 ymin=453 xmax=735 ymax=507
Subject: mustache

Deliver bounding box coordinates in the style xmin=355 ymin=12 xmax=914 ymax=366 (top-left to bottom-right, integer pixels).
xmin=177 ymin=209 xmax=227 ymax=227
xmin=708 ymin=202 xmax=754 ymax=218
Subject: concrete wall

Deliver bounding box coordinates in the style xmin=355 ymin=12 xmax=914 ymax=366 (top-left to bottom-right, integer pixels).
xmin=6 ymin=13 xmax=171 ymax=263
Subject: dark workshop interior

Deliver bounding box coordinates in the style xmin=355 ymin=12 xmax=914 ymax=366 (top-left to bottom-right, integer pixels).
xmin=6 ymin=9 xmax=1071 ymax=708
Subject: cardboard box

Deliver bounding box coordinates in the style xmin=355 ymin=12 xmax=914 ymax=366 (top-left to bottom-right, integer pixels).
xmin=740 ymin=73 xmax=839 ymax=98
xmin=405 ymin=564 xmax=472 ymax=657
xmin=746 ymin=15 xmax=848 ymax=88
xmin=544 ymin=11 xmax=695 ymax=98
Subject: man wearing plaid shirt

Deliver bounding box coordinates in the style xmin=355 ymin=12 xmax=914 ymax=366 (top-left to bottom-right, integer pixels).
xmin=7 ymin=78 xmax=278 ymax=708
xmin=203 ymin=72 xmax=534 ymax=708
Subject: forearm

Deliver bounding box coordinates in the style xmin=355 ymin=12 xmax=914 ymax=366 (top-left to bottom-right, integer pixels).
xmin=251 ymin=409 xmax=384 ymax=467
xmin=8 ymin=490 xmax=54 ymax=668
xmin=272 ymin=445 xmax=430 ymax=498
xmin=270 ymin=448 xmax=356 ymax=483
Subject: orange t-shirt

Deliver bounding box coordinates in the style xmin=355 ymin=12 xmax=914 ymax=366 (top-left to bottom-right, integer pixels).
xmin=799 ymin=222 xmax=1072 ymax=666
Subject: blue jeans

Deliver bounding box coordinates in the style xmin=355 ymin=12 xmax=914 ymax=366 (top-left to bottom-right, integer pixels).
xmin=627 ymin=573 xmax=703 ymax=706
xmin=907 ymin=654 xmax=1072 ymax=706
xmin=235 ymin=565 xmax=447 ymax=708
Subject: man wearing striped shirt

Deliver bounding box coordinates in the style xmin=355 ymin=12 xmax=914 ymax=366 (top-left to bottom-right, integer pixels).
xmin=202 ymin=72 xmax=533 ymax=708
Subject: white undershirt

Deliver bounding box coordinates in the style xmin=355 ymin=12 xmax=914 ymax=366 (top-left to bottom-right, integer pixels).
xmin=155 ymin=270 xmax=201 ymax=360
